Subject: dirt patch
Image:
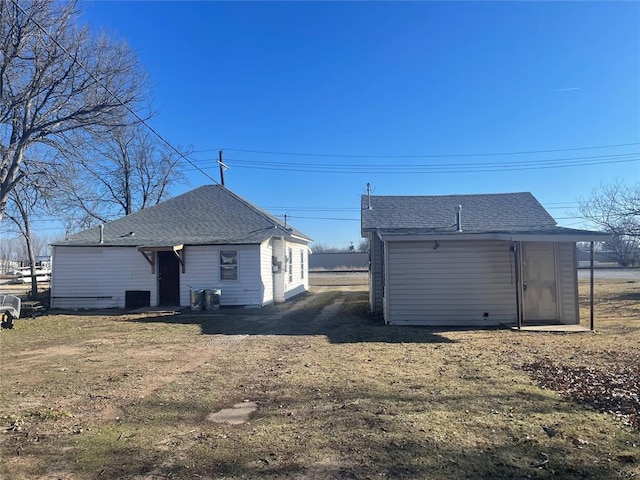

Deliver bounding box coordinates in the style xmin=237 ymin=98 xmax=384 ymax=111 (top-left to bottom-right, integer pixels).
xmin=0 ymin=277 xmax=638 ymax=480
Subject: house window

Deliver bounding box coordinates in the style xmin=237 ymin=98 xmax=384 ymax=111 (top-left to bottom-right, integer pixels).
xmin=220 ymin=250 xmax=238 ymax=281
xmin=301 ymin=250 xmax=304 ymax=280
xmin=288 ymin=247 xmax=293 ymax=283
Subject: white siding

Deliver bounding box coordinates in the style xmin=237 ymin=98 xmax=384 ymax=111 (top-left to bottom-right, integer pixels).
xmin=556 ymin=242 xmax=579 ymax=324
xmin=51 ymin=246 xmax=155 ymax=309
xmin=368 ymin=233 xmax=384 ymax=314
xmin=384 ymin=240 xmax=517 ymax=326
xmin=260 ymin=240 xmax=275 ymax=305
xmin=53 ymin=244 xmax=270 ymax=309
xmin=284 ymin=241 xmax=309 ymax=300
xmin=182 ymin=245 xmax=264 ymax=306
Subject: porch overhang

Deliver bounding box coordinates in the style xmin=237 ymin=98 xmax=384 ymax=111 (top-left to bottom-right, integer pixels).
xmin=137 ymin=244 xmax=185 ymax=274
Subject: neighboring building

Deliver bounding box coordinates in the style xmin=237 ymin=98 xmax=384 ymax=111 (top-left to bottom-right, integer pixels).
xmin=361 ymin=192 xmax=608 ymax=327
xmin=51 ymin=185 xmax=312 ymax=309
xmin=309 ymin=252 xmax=368 ymax=271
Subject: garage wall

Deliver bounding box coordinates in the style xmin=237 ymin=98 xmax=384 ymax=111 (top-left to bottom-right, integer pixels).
xmin=368 ymin=233 xmax=384 ymax=314
xmin=384 ymin=240 xmax=517 ymax=326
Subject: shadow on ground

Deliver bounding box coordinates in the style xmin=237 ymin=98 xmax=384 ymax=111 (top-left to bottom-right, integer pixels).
xmin=127 ymin=290 xmax=462 ymax=344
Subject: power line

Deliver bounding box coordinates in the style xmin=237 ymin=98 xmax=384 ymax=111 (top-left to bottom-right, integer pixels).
xmin=221 ymin=142 xmax=640 ymax=159
xmin=182 ymin=152 xmax=638 ymax=175
xmin=219 ymin=156 xmax=638 ymax=174
xmin=261 ymin=206 xmax=360 ymax=212
xmin=271 ymin=214 xmax=586 ymax=222
xmin=11 ymin=0 xmax=217 ymax=185
xmin=191 ymin=152 xmax=637 ymax=168
xmin=276 ymin=215 xmax=360 ymax=222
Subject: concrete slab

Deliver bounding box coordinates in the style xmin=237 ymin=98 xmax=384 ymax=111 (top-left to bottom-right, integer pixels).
xmin=207 ymin=401 xmax=258 ymax=424
xmin=510 ymin=324 xmax=593 ymax=333
xmin=128 ymin=306 xmax=188 ymax=314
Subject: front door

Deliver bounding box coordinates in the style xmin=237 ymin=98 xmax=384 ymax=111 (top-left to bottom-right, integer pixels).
xmin=158 ymin=251 xmax=180 ymax=306
xmin=522 ymin=242 xmax=558 ymax=323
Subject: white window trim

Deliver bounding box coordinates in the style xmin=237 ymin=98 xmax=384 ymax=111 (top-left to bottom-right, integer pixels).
xmin=220 ymin=250 xmax=239 ymax=282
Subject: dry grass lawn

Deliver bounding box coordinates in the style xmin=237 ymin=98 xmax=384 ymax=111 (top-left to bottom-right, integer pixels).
xmin=0 ymin=275 xmax=638 ymax=479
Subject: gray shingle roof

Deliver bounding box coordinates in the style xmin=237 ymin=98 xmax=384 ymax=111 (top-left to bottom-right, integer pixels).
xmin=55 ymin=185 xmax=312 ymax=247
xmin=361 ymin=192 xmax=559 ymax=235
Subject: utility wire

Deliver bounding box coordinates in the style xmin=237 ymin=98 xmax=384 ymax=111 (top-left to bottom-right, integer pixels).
xmin=186 ymin=152 xmax=638 ymax=171
xmin=182 ymin=155 xmax=637 ymax=174
xmin=220 ymin=142 xmax=640 ymax=159
xmin=276 ymin=215 xmax=360 ymax=222
xmin=218 ymin=152 xmax=638 ymax=168
xmin=11 ymin=0 xmax=217 ymax=185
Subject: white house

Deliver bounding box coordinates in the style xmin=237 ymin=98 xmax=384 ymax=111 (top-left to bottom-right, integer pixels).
xmin=361 ymin=192 xmax=609 ymax=327
xmin=51 ymin=185 xmax=312 ymax=309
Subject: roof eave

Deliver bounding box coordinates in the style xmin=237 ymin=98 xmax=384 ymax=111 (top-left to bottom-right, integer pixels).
xmin=378 ymin=231 xmax=612 ymax=242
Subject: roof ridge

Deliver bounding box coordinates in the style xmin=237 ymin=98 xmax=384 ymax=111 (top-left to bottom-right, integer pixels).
xmin=216 ymin=186 xmax=311 ymax=239
xmin=366 ymin=191 xmax=533 ymax=199
xmin=218 ymin=185 xmax=281 ymax=227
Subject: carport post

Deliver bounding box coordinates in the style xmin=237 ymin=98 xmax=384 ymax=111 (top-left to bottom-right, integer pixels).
xmin=590 ymin=241 xmax=594 ymax=331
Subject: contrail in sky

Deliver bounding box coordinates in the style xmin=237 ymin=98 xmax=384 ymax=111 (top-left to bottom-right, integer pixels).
xmin=550 ymin=87 xmax=580 ymax=92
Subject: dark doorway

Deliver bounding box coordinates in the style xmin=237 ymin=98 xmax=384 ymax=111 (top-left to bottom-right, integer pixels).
xmin=158 ymin=251 xmax=180 ymax=305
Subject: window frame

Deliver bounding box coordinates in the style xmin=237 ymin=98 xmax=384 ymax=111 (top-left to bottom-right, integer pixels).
xmin=219 ymin=250 xmax=238 ymax=281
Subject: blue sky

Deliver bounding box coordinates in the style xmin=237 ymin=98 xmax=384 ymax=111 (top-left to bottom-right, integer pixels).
xmin=31 ymin=1 xmax=640 ymax=246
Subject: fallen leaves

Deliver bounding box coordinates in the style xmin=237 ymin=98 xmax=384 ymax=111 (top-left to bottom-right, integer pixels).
xmin=522 ymin=358 xmax=640 ymax=429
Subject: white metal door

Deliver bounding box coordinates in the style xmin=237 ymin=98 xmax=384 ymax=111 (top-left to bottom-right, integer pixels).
xmin=522 ymin=242 xmax=558 ymax=323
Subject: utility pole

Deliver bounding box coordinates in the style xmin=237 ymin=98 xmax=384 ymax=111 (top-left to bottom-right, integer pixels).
xmin=218 ymin=150 xmax=226 ymax=187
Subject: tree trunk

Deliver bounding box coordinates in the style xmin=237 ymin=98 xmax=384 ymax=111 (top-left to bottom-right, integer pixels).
xmin=25 ymin=220 xmax=39 ymax=300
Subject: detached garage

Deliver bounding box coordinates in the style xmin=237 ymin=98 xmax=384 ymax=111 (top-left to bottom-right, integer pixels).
xmin=361 ymin=192 xmax=608 ymax=327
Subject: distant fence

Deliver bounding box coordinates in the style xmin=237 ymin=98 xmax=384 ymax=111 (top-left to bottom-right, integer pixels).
xmin=309 ymin=252 xmax=368 ymax=271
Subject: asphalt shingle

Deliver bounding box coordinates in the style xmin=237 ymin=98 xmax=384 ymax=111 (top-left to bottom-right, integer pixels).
xmin=361 ymin=192 xmax=559 ymax=234
xmin=55 ymin=185 xmax=311 ymax=246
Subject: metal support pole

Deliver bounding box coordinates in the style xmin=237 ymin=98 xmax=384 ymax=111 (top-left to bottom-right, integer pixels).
xmin=590 ymin=241 xmax=594 ymax=331
xmin=513 ymin=243 xmax=521 ymax=330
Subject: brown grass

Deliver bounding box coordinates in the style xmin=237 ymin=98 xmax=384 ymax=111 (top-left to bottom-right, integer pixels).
xmin=0 ymin=276 xmax=638 ymax=479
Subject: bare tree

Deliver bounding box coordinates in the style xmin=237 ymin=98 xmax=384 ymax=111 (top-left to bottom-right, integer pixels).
xmin=579 ymin=181 xmax=640 ymax=236
xmin=0 ymin=235 xmax=21 ymax=274
xmin=600 ymin=234 xmax=639 ymax=267
xmin=5 ymin=182 xmax=48 ymax=297
xmin=579 ymin=181 xmax=640 ymax=266
xmin=51 ymin=124 xmax=186 ymax=231
xmin=0 ymin=0 xmax=148 ymax=221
